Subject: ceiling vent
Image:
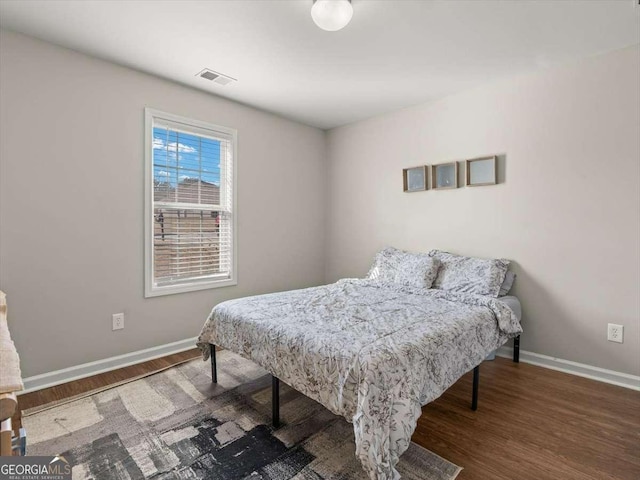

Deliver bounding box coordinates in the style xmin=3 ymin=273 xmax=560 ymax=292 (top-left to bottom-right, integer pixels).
xmin=196 ymin=68 xmax=236 ymax=86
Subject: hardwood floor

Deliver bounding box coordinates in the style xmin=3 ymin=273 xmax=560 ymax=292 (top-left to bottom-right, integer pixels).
xmin=13 ymin=352 xmax=640 ymax=480
xmin=416 ymin=359 xmax=639 ymax=480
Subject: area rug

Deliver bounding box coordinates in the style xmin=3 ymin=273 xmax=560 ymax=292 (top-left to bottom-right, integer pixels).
xmin=23 ymin=350 xmax=462 ymax=480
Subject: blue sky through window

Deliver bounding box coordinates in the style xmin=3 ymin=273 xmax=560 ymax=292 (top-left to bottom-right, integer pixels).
xmin=153 ymin=127 xmax=221 ymax=187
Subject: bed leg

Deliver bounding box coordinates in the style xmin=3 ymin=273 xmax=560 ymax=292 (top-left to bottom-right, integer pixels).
xmin=272 ymin=376 xmax=280 ymax=429
xmin=513 ymin=336 xmax=520 ymax=363
xmin=471 ymin=366 xmax=479 ymax=411
xmin=210 ymin=344 xmax=217 ymax=383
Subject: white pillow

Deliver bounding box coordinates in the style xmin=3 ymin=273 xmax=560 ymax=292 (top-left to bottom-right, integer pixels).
xmin=429 ymin=250 xmax=509 ymax=297
xmin=367 ymin=247 xmax=441 ymax=289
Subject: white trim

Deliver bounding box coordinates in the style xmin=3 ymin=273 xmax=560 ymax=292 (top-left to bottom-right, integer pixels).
xmin=147 ymin=278 xmax=237 ymax=297
xmin=497 ymin=346 xmax=640 ymax=391
xmin=143 ymin=107 xmax=238 ymax=298
xmin=21 ymin=337 xmax=639 ymax=395
xmin=20 ymin=337 xmax=199 ymax=395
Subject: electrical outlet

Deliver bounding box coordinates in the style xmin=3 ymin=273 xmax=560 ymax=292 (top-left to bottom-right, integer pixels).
xmin=607 ymin=323 xmax=623 ymax=343
xmin=112 ymin=313 xmax=125 ymax=331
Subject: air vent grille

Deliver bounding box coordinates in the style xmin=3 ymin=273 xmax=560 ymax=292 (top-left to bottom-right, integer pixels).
xmin=200 ymin=71 xmax=219 ymax=81
xmin=196 ymin=69 xmax=236 ymax=86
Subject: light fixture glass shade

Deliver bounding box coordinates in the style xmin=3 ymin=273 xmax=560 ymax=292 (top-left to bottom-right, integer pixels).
xmin=311 ymin=0 xmax=353 ymax=32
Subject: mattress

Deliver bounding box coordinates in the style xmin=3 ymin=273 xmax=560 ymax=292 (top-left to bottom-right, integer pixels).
xmin=497 ymin=295 xmax=522 ymax=321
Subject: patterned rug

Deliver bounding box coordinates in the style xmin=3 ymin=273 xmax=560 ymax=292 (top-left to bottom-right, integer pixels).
xmin=23 ymin=350 xmax=462 ymax=479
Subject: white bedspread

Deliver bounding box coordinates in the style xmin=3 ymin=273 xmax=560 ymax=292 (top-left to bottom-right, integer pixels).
xmin=197 ymin=279 xmax=522 ymax=479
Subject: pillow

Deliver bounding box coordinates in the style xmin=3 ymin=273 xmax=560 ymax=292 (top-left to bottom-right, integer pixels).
xmin=498 ymin=271 xmax=517 ymax=297
xmin=367 ymin=247 xmax=440 ymax=289
xmin=429 ymin=250 xmax=509 ymax=297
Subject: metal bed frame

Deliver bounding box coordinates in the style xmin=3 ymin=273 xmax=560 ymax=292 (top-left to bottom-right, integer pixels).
xmin=209 ymin=335 xmax=520 ymax=428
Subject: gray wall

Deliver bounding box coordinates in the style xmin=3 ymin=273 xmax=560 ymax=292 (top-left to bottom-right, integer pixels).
xmin=325 ymin=46 xmax=640 ymax=376
xmin=2 ymin=30 xmax=638 ymax=380
xmin=0 ymin=30 xmax=327 ymax=377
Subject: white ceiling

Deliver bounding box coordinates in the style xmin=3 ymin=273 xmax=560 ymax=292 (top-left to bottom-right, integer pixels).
xmin=1 ymin=0 xmax=638 ymax=129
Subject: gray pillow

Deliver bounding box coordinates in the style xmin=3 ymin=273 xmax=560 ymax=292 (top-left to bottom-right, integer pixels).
xmin=429 ymin=250 xmax=509 ymax=297
xmin=499 ymin=271 xmax=517 ymax=297
xmin=367 ymin=247 xmax=441 ymax=289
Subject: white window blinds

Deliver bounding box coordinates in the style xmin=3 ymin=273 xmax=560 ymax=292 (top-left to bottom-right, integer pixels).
xmin=145 ymin=109 xmax=237 ymax=297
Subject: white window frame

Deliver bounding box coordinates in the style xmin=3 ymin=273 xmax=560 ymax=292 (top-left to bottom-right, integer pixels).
xmin=144 ymin=108 xmax=238 ymax=297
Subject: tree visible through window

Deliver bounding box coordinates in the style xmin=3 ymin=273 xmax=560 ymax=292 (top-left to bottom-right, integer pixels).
xmin=145 ymin=109 xmax=236 ymax=297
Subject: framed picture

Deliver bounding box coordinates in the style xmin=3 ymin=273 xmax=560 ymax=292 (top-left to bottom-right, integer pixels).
xmin=466 ymin=155 xmax=497 ymax=186
xmin=403 ymin=166 xmax=427 ymax=192
xmin=431 ymin=162 xmax=458 ymax=190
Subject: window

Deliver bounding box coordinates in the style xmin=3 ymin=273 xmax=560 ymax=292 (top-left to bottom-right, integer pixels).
xmin=144 ymin=108 xmax=237 ymax=297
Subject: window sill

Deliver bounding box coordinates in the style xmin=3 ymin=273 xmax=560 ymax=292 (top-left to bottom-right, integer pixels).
xmin=144 ymin=278 xmax=237 ymax=298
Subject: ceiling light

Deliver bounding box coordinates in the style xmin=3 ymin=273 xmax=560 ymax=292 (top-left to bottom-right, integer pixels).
xmin=311 ymin=0 xmax=353 ymax=32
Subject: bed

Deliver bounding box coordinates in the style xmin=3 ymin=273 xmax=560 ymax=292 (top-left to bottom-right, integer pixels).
xmin=196 ymin=249 xmax=523 ymax=480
